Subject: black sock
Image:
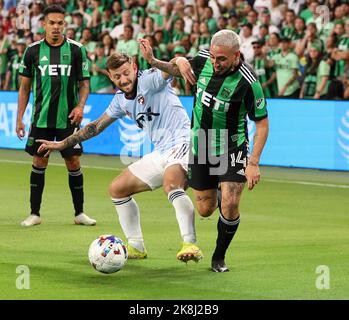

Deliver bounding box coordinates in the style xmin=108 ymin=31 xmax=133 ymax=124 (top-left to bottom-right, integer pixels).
xmin=68 ymin=168 xmax=84 ymax=216
xmin=30 ymin=165 xmax=46 ymax=216
xmin=212 ymin=214 xmax=240 ymax=261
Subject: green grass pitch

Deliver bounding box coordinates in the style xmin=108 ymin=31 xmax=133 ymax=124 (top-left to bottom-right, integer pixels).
xmin=0 ymin=148 xmax=348 ymax=300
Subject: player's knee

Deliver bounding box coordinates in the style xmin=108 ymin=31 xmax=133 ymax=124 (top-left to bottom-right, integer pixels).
xmin=221 ymin=201 xmax=240 ymax=219
xmin=33 ymin=157 xmax=48 ymax=168
xmin=65 ymin=156 xmax=81 ymax=170
xmin=163 ymin=183 xmax=183 ymax=195
xmin=108 ymin=180 xmax=129 ymax=199
xmin=197 ymin=202 xmax=216 ymax=218
xmin=108 ymin=181 xmax=121 ymax=198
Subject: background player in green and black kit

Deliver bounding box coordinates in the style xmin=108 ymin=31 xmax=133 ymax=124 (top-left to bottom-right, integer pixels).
xmin=4 ymin=39 xmax=27 ymax=91
xmin=139 ymin=30 xmax=269 ymax=272
xmin=252 ymin=39 xmax=277 ymax=98
xmin=16 ymin=5 xmax=96 ymax=227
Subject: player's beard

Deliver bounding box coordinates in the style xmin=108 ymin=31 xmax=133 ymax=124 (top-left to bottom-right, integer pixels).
xmin=122 ymin=80 xmax=137 ymax=99
xmin=120 ymin=82 xmax=133 ymax=93
xmin=51 ymin=32 xmax=61 ymax=42
xmin=215 ymin=63 xmax=234 ymax=75
xmin=215 ymin=57 xmax=240 ymax=75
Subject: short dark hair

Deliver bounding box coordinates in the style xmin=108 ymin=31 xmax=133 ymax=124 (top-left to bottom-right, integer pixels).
xmin=43 ymin=5 xmax=65 ymax=17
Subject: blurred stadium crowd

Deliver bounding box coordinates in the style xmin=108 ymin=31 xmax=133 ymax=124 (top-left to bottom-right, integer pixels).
xmin=0 ymin=0 xmax=349 ymax=98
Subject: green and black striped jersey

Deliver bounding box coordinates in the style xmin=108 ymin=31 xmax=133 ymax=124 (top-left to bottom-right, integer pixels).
xmin=189 ymin=49 xmax=268 ymax=157
xmin=253 ymin=57 xmax=277 ymax=98
xmin=334 ymin=36 xmax=349 ymax=77
xmin=19 ymin=37 xmax=90 ymax=129
xmin=7 ymin=53 xmax=23 ymax=90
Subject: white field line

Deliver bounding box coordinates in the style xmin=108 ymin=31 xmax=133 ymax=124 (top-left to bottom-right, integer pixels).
xmin=0 ymin=159 xmax=121 ymax=171
xmin=1 ymin=159 xmax=349 ymax=189
xmin=264 ymin=178 xmax=349 ymax=189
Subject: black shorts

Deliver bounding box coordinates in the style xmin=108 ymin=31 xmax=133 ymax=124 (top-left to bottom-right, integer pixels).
xmin=188 ymin=143 xmax=248 ymax=191
xmin=25 ymin=126 xmax=83 ymax=159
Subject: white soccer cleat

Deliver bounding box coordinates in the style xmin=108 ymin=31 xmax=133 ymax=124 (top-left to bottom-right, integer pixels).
xmin=74 ymin=213 xmax=96 ymax=226
xmin=21 ymin=214 xmax=41 ymax=227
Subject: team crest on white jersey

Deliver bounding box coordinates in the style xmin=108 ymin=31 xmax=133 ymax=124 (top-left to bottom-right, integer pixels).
xmin=137 ymin=94 xmax=145 ymax=105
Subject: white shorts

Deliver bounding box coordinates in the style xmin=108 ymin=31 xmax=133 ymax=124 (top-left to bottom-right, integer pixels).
xmin=128 ymin=142 xmax=189 ymax=190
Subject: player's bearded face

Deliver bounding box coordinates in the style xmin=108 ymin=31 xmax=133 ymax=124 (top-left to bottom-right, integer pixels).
xmin=210 ymin=45 xmax=240 ymax=75
xmin=109 ymin=63 xmax=137 ymax=94
xmin=44 ymin=13 xmax=65 ymax=41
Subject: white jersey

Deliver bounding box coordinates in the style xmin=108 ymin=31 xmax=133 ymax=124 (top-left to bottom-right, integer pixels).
xmin=106 ymin=69 xmax=190 ymax=153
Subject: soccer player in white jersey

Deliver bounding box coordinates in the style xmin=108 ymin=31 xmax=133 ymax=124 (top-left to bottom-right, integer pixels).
xmin=36 ymin=52 xmax=203 ymax=263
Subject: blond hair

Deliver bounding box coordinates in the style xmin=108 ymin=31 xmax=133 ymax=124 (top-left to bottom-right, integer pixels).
xmin=211 ymin=29 xmax=240 ymax=51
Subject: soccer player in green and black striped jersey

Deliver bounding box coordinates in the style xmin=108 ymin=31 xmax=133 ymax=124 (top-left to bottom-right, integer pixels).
xmin=16 ymin=4 xmax=96 ymax=227
xmin=4 ymin=39 xmax=26 ymax=91
xmin=252 ymin=39 xmax=277 ymax=98
xmin=332 ymin=19 xmax=349 ymax=78
xmin=140 ymin=30 xmax=269 ymax=272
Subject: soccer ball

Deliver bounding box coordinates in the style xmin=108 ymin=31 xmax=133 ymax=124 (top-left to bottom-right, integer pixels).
xmin=88 ymin=235 xmax=128 ymax=274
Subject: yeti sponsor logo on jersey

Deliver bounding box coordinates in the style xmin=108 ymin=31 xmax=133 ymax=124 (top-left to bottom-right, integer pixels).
xmin=38 ymin=64 xmax=72 ymax=76
xmin=196 ymin=87 xmax=230 ymax=111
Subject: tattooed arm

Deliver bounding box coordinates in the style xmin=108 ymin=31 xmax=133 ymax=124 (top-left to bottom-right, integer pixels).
xmin=36 ymin=113 xmax=116 ymax=157
xmin=138 ymin=38 xmax=197 ymax=85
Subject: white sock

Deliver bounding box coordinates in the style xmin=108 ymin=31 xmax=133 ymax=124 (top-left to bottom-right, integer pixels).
xmin=111 ymin=197 xmax=145 ymax=252
xmin=168 ymin=189 xmax=196 ymax=243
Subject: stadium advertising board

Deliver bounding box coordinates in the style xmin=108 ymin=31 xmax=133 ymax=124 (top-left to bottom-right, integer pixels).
xmin=0 ymin=91 xmax=348 ymax=171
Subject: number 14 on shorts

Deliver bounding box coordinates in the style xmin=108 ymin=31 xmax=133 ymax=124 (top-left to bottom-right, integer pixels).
xmin=230 ymin=150 xmax=247 ymax=167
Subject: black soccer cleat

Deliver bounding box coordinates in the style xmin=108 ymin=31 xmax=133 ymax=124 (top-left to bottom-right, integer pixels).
xmin=211 ymin=259 xmax=229 ymax=273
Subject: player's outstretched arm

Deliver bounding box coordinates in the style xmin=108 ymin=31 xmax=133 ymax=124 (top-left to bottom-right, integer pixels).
xmin=36 ymin=112 xmax=116 ymax=157
xmin=138 ymin=38 xmax=196 ymax=85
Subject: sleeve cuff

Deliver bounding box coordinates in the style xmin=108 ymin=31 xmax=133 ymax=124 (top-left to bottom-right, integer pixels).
xmin=253 ymin=114 xmax=268 ymax=121
xmin=19 ymin=73 xmax=33 ymax=78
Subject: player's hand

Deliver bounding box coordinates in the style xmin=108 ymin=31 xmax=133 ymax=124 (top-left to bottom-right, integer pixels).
xmin=138 ymin=38 xmax=154 ymax=64
xmin=245 ymin=163 xmax=261 ymax=191
xmin=69 ymin=106 xmax=84 ymax=125
xmin=16 ymin=121 xmax=26 ymax=140
xmin=36 ymin=139 xmax=64 ymax=157
xmin=176 ymin=57 xmax=196 ymax=85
